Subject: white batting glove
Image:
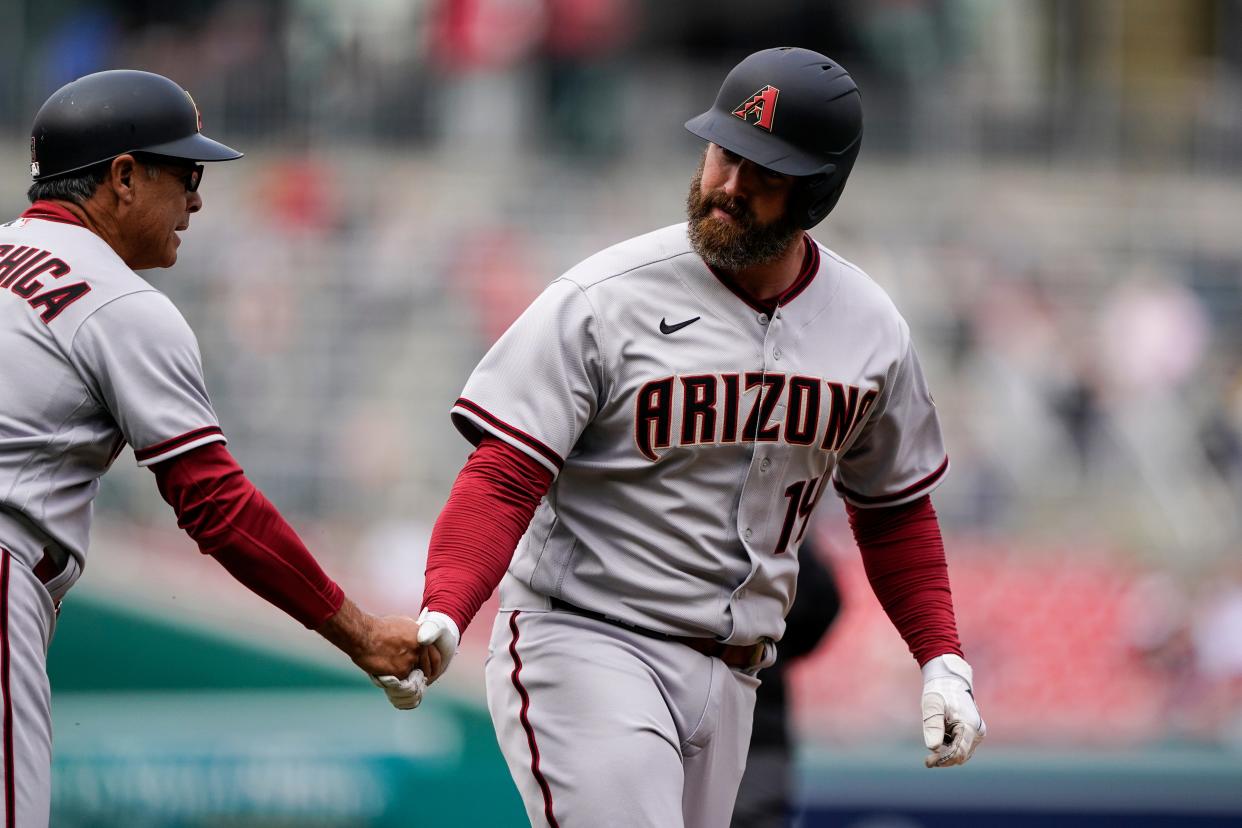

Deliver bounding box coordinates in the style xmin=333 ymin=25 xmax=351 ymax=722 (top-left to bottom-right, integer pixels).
xmin=417 ymin=608 xmax=461 ymax=685
xmin=921 ymin=654 xmax=986 ymax=768
xmin=371 ymin=670 xmax=427 ymax=710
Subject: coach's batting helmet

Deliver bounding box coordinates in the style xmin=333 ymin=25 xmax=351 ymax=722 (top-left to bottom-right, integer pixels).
xmin=685 ymin=47 xmax=862 ymax=229
xmin=30 ymin=70 xmax=242 ymax=181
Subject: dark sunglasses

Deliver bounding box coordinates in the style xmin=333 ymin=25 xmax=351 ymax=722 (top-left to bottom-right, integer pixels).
xmin=135 ymin=156 xmax=204 ymax=192
xmin=179 ymin=163 xmax=205 ymax=193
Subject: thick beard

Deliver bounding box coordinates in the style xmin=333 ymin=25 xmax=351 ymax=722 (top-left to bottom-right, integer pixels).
xmin=685 ymin=156 xmax=803 ymax=271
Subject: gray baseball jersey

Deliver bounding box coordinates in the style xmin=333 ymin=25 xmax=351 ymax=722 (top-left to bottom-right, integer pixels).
xmin=451 ymin=222 xmax=948 ymax=646
xmin=0 ymin=210 xmax=225 ymax=582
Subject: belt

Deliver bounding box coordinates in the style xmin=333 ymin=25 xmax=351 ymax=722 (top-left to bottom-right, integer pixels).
xmin=549 ymin=597 xmax=767 ymax=670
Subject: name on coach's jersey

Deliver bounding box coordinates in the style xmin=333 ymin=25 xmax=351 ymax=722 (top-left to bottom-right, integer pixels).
xmin=634 ymin=372 xmax=877 ymax=461
xmin=0 ymin=244 xmax=91 ymax=323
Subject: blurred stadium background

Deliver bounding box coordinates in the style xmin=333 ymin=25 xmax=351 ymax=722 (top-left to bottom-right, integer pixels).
xmin=3 ymin=0 xmax=1242 ymax=825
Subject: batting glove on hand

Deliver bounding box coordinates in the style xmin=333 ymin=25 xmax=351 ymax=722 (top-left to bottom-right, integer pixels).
xmin=921 ymin=654 xmax=986 ymax=768
xmin=371 ymin=669 xmax=427 ymax=710
xmin=417 ymin=608 xmax=460 ymax=685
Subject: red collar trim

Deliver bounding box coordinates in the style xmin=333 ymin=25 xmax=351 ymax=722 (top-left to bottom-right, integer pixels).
xmin=21 ymin=200 xmax=87 ymax=228
xmin=778 ymin=235 xmax=820 ymax=307
xmin=707 ymin=235 xmax=820 ymax=315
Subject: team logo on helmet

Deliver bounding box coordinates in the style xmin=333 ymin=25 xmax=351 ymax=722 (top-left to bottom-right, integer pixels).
xmin=184 ymin=90 xmax=203 ymax=132
xmin=732 ymin=85 xmax=780 ymax=132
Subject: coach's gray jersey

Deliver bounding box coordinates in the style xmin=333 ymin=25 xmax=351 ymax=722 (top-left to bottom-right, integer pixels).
xmin=452 ymin=223 xmax=947 ymax=645
xmin=0 ymin=212 xmax=224 ymax=581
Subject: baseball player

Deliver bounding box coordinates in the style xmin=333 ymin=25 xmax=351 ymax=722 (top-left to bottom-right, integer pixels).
xmin=0 ymin=70 xmax=436 ymax=826
xmin=380 ymin=47 xmax=985 ymax=826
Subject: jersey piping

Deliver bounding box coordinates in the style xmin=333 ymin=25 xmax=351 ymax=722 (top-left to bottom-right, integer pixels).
xmin=834 ymin=455 xmax=950 ymax=505
xmin=133 ymin=425 xmax=226 ymax=465
xmin=453 ymin=398 xmax=565 ymax=472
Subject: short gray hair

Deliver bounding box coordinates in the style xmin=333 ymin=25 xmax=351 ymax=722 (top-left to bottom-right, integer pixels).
xmin=26 ymin=158 xmax=161 ymax=205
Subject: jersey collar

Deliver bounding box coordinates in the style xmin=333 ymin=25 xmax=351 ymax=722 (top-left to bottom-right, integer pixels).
xmin=706 ymin=234 xmax=820 ymax=315
xmin=21 ymin=200 xmax=88 ymax=228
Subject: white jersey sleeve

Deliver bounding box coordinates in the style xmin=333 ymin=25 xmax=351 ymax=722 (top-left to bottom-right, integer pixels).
xmin=451 ymin=278 xmax=603 ymax=474
xmin=832 ymin=337 xmax=949 ymax=508
xmin=69 ymin=291 xmax=225 ymax=466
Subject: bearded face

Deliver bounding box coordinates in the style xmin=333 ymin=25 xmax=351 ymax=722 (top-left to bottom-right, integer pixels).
xmin=685 ymin=152 xmax=804 ymax=271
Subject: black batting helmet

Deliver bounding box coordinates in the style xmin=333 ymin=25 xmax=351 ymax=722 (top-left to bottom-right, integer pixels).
xmin=685 ymin=47 xmax=862 ymax=229
xmin=30 ymin=69 xmax=242 ymax=181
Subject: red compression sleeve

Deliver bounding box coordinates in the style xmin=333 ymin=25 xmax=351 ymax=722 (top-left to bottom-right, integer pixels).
xmin=846 ymin=495 xmax=963 ymax=666
xmin=151 ymin=442 xmax=345 ymax=629
xmin=421 ymin=436 xmax=554 ymax=633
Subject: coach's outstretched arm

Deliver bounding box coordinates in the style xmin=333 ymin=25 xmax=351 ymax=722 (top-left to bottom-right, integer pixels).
xmin=317 ymin=597 xmax=439 ymax=679
xmin=846 ymin=495 xmax=986 ymax=768
xmin=152 ymin=441 xmax=439 ymax=682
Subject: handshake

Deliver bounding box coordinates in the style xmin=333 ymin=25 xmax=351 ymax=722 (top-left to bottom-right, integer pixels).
xmin=318 ymin=599 xmax=461 ymax=710
xmin=368 ymin=608 xmax=461 ymax=709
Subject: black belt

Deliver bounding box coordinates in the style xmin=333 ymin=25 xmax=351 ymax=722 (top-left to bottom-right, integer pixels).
xmin=549 ymin=597 xmax=767 ymax=670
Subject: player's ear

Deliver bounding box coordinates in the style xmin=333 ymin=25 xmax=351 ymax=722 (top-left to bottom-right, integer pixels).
xmin=107 ymin=154 xmax=139 ymax=203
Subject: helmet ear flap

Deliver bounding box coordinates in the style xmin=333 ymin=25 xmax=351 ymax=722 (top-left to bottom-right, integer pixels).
xmin=788 ymin=125 xmax=861 ymax=229
xmin=792 ymin=174 xmax=843 ymax=230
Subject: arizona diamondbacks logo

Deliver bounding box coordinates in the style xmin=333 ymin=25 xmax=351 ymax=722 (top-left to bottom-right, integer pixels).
xmin=732 ymin=85 xmax=780 ymax=132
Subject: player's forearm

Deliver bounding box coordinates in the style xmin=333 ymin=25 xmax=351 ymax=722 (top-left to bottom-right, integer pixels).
xmin=315 ymin=595 xmax=372 ymax=653
xmin=151 ymin=442 xmax=344 ymax=628
xmin=421 ymin=437 xmax=553 ymax=632
xmin=846 ymin=495 xmax=963 ymax=666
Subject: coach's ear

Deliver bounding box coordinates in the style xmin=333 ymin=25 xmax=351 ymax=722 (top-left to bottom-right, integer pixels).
xmin=105 ymin=154 xmax=140 ymax=204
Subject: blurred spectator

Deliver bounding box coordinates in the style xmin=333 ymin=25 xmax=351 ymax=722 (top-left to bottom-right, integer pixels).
xmin=536 ymin=0 xmax=638 ymax=159
xmin=423 ymin=0 xmax=547 ymax=151
xmin=1200 ymin=363 xmax=1242 ymax=494
xmin=1122 ymin=571 xmax=1198 ymax=735
xmin=1190 ymin=568 xmax=1242 ymax=746
xmin=1097 ymin=276 xmax=1210 ymax=400
xmin=447 ymin=223 xmax=544 ymax=341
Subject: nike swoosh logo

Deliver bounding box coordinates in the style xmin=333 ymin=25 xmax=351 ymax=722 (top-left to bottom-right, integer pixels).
xmin=659 ymin=316 xmax=701 ymax=335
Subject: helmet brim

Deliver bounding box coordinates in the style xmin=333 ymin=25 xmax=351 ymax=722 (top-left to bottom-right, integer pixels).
xmin=137 ymin=131 xmax=243 ymax=163
xmin=685 ymin=109 xmax=833 ymax=177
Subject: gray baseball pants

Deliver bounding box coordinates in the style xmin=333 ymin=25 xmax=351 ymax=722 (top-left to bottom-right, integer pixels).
xmin=0 ymin=548 xmax=59 ymax=827
xmin=486 ymin=606 xmax=760 ymax=828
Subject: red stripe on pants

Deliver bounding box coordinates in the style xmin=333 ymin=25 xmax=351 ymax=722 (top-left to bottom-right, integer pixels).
xmin=1 ymin=549 xmax=13 ymax=828
xmin=508 ymin=612 xmax=559 ymax=828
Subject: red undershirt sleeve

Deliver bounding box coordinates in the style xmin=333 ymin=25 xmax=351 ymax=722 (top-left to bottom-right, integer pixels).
xmin=845 ymin=495 xmax=963 ymax=666
xmin=421 ymin=436 xmax=554 ymax=634
xmin=150 ymin=442 xmax=345 ymax=629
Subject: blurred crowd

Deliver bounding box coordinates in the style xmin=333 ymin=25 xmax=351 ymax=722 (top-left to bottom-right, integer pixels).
xmin=2 ymin=0 xmax=1242 ymax=747
xmin=792 ymin=534 xmax=1242 ymax=750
